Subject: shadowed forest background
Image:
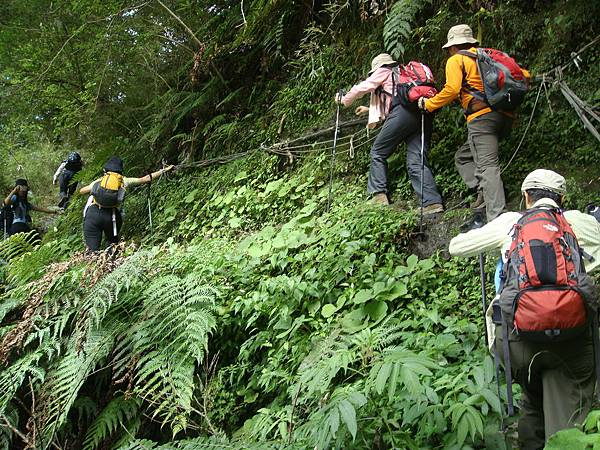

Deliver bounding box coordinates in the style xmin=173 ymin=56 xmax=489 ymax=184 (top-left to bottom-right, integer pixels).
xmin=0 ymin=1 xmax=599 ymax=449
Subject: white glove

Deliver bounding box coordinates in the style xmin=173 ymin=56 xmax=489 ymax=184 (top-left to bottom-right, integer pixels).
xmin=417 ymin=97 xmax=428 ymax=112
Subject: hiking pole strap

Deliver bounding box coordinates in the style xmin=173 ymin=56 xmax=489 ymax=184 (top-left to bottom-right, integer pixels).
xmin=479 ymin=253 xmax=488 ymax=347
xmin=592 ymin=312 xmax=600 ymax=402
xmin=502 ymin=318 xmax=515 ymax=416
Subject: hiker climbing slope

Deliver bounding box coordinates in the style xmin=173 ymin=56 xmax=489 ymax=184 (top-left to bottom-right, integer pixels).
xmin=3 ymin=178 xmax=60 ymax=236
xmin=336 ymin=53 xmax=443 ymax=213
xmin=79 ymin=157 xmax=173 ymax=252
xmin=449 ymin=169 xmax=600 ymax=450
xmin=53 ymin=151 xmax=84 ymax=208
xmin=418 ymin=24 xmax=530 ymax=227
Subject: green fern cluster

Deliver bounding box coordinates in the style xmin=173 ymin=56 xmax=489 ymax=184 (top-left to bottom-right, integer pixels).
xmin=0 ymin=246 xmax=217 ymax=449
xmin=0 ymin=230 xmax=40 ymax=263
xmin=383 ymin=0 xmax=432 ymax=58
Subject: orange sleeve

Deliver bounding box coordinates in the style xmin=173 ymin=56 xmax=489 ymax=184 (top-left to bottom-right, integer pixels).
xmin=424 ymin=55 xmax=463 ymax=112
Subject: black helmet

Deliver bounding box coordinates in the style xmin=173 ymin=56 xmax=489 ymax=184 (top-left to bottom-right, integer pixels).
xmin=67 ymin=152 xmax=81 ymax=163
xmin=15 ymin=178 xmax=28 ymax=187
xmin=103 ymin=156 xmax=124 ymax=174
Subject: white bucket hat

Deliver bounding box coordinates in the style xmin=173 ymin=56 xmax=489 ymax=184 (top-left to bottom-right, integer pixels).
xmin=368 ymin=53 xmax=396 ymax=75
xmin=521 ymin=169 xmax=567 ymax=195
xmin=442 ymin=24 xmax=479 ymax=49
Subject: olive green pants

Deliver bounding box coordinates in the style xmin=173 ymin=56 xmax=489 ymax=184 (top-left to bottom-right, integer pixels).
xmin=455 ymin=112 xmax=512 ymax=222
xmin=496 ymin=328 xmax=595 ymax=450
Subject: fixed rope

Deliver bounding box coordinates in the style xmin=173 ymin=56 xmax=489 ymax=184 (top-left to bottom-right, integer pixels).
xmin=502 ymin=35 xmax=599 ymax=173
xmin=173 ymin=122 xmax=376 ymax=172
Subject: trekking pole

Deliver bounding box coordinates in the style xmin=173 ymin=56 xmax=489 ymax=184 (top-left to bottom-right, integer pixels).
xmin=479 ymin=253 xmax=489 ymax=347
xmin=411 ymin=112 xmax=427 ymax=241
xmin=147 ymin=173 xmax=153 ymax=236
xmin=419 ymin=112 xmax=425 ymax=237
xmin=326 ymin=88 xmax=344 ymax=213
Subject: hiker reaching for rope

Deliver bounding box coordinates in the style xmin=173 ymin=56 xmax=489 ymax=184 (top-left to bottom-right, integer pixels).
xmin=335 ymin=53 xmax=444 ymax=213
xmin=3 ymin=178 xmax=61 ymax=237
xmin=417 ymin=24 xmax=530 ymax=229
xmin=53 ymin=151 xmax=84 ymax=208
xmin=449 ymin=169 xmax=600 ymax=450
xmin=79 ymin=157 xmax=173 ymax=252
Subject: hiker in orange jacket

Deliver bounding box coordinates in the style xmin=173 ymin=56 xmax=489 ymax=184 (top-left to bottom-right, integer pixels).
xmin=418 ymin=24 xmax=530 ymax=229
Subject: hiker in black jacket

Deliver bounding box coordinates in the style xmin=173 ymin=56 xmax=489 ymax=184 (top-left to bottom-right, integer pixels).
xmin=53 ymin=152 xmax=83 ymax=208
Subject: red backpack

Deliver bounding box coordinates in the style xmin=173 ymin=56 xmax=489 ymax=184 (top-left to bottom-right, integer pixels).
xmin=497 ymin=207 xmax=599 ymax=415
xmin=459 ymin=48 xmax=529 ymax=111
xmin=379 ymin=61 xmax=438 ymax=109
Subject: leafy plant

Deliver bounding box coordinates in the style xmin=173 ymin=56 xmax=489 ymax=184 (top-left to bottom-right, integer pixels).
xmin=383 ymin=0 xmax=432 ymax=58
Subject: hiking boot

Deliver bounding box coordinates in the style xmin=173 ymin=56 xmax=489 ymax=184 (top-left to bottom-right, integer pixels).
xmin=370 ymin=192 xmax=389 ymax=206
xmin=422 ymin=203 xmax=444 ymax=215
xmin=470 ymin=191 xmax=485 ymax=210
xmin=460 ymin=211 xmax=486 ymax=232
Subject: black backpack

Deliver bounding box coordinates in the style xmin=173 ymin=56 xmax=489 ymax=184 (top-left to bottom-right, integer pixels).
xmin=0 ymin=205 xmax=14 ymax=234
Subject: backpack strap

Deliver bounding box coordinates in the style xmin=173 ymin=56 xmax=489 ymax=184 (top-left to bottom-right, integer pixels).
xmin=409 ymin=64 xmax=422 ymax=84
xmin=457 ymin=49 xmax=487 ymax=108
xmin=374 ymin=66 xmax=397 ymax=98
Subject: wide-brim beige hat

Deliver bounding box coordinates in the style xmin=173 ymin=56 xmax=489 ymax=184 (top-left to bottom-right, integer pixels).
xmin=521 ymin=169 xmax=567 ymax=195
xmin=442 ymin=24 xmax=479 ymax=49
xmin=368 ymin=53 xmax=396 ymax=75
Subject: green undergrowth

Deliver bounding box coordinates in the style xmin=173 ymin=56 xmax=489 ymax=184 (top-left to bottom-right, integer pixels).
xmin=1 ymin=1 xmax=600 ymax=448
xmin=0 ymin=187 xmax=513 ymax=449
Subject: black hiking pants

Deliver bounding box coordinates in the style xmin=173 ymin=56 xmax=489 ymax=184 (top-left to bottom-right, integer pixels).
xmin=58 ymin=169 xmax=78 ymax=208
xmin=367 ymin=105 xmax=442 ymax=206
xmin=9 ymin=222 xmax=31 ymax=236
xmin=83 ymin=204 xmax=122 ymax=251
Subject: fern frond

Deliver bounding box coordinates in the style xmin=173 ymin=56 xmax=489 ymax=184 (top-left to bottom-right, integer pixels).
xmin=292 ymin=330 xmax=357 ymax=402
xmin=0 ymin=298 xmax=23 ymax=323
xmin=0 ymin=405 xmax=18 ymax=450
xmin=0 ymin=341 xmax=59 ymax=414
xmin=383 ymin=0 xmax=432 ymax=59
xmin=0 ymin=230 xmax=40 ymax=262
xmin=366 ymin=346 xmax=438 ymax=400
xmin=37 ymin=325 xmax=119 ymax=446
xmin=82 ymin=395 xmax=140 ymax=450
xmin=128 ymin=273 xmax=217 ymax=434
xmin=74 ymin=250 xmax=154 ymax=345
xmin=296 ymin=385 xmax=368 ymax=450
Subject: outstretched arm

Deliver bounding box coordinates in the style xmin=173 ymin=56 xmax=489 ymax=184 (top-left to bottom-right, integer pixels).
xmin=79 ymin=181 xmax=96 ymax=195
xmin=53 ymin=161 xmax=66 ymax=185
xmin=126 ymin=165 xmax=175 ymax=187
xmin=32 ymin=205 xmax=60 ymax=214
xmin=424 ymin=56 xmax=463 ymax=113
xmin=336 ymin=68 xmax=390 ymax=107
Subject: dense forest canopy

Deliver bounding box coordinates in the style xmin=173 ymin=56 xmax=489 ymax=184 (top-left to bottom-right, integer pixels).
xmin=0 ymin=0 xmax=599 ymax=449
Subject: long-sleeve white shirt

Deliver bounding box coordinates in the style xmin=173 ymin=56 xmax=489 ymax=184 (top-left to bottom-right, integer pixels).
xmin=449 ymin=198 xmax=600 ymax=273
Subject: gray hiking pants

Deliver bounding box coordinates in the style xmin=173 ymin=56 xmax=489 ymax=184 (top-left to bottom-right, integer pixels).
xmin=455 ymin=111 xmax=512 ymax=221
xmin=367 ymin=105 xmax=442 ymax=206
xmin=496 ymin=328 xmax=595 ymax=450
